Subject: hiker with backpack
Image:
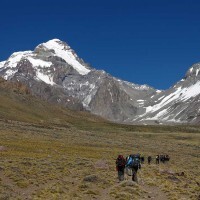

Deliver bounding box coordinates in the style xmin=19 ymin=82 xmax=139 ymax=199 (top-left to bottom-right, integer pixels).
xmin=148 ymin=156 xmax=152 ymax=164
xmin=116 ymin=155 xmax=126 ymax=182
xmin=156 ymin=155 xmax=160 ymax=164
xmin=140 ymin=155 xmax=144 ymax=164
xmin=160 ymin=155 xmax=165 ymax=163
xmin=126 ymin=154 xmax=141 ymax=182
xmin=165 ymin=154 xmax=170 ymax=161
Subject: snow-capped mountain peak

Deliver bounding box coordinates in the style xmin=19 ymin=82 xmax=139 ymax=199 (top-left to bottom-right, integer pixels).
xmin=36 ymin=39 xmax=91 ymax=75
xmin=134 ymin=62 xmax=200 ymax=124
xmin=39 ymin=38 xmax=71 ymax=51
xmin=0 ymin=38 xmax=92 ymax=85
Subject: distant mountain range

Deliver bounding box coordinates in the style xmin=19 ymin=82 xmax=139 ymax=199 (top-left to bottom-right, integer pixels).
xmin=0 ymin=39 xmax=200 ymax=124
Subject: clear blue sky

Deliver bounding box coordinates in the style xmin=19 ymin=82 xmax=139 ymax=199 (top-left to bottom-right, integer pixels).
xmin=0 ymin=0 xmax=200 ymax=89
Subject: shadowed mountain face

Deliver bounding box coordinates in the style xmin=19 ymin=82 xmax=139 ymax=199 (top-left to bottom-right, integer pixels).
xmin=0 ymin=77 xmax=107 ymax=125
xmin=0 ymin=39 xmax=200 ymax=124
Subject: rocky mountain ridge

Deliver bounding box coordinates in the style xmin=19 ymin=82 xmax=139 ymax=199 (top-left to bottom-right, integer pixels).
xmin=0 ymin=39 xmax=200 ymax=124
xmin=133 ymin=63 xmax=200 ymax=124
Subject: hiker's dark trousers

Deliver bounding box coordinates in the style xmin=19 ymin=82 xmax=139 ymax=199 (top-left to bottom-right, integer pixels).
xmin=132 ymin=168 xmax=138 ymax=182
xmin=118 ymin=169 xmax=124 ymax=181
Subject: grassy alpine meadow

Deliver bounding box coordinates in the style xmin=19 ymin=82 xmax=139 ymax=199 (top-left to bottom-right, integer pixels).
xmin=0 ymin=119 xmax=199 ymax=200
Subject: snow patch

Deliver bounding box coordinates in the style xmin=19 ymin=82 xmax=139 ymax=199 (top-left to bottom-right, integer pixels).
xmin=152 ymin=108 xmax=169 ymax=119
xmin=0 ymin=61 xmax=6 ymax=69
xmin=27 ymin=57 xmax=52 ymax=68
xmin=150 ymin=95 xmax=155 ymax=99
xmin=196 ymin=69 xmax=200 ymax=76
xmin=4 ymin=69 xmax=18 ymax=80
xmin=108 ymin=83 xmax=114 ymax=103
xmin=41 ymin=39 xmax=90 ymax=75
xmin=180 ymin=81 xmax=200 ymax=100
xmin=83 ymin=95 xmax=92 ymax=107
xmin=145 ymin=87 xmax=183 ymax=113
xmin=89 ymin=83 xmax=96 ymax=90
xmin=158 ymin=95 xmax=165 ymax=101
xmin=137 ymin=99 xmax=144 ymax=102
xmin=36 ymin=71 xmax=55 ymax=85
xmin=5 ymin=51 xmax=32 ymax=68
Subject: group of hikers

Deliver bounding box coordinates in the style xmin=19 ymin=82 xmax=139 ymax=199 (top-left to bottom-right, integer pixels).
xmin=116 ymin=154 xmax=170 ymax=182
xmin=155 ymin=154 xmax=170 ymax=164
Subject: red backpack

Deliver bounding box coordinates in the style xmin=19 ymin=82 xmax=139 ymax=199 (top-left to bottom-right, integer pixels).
xmin=116 ymin=155 xmax=125 ymax=170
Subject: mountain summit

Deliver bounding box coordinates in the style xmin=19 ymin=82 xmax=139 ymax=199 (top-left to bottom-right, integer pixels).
xmin=0 ymin=39 xmax=91 ymax=84
xmin=35 ymin=39 xmax=91 ymax=75
xmin=0 ymin=39 xmax=200 ymax=124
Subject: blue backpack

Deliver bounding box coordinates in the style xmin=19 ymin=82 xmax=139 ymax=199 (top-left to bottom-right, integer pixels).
xmin=126 ymin=154 xmax=140 ymax=168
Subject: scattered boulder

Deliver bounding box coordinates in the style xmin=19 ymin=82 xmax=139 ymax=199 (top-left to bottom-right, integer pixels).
xmin=94 ymin=160 xmax=109 ymax=170
xmin=168 ymin=175 xmax=181 ymax=183
xmin=0 ymin=146 xmax=7 ymax=151
xmin=159 ymin=169 xmax=185 ymax=177
xmin=119 ymin=180 xmax=138 ymax=187
xmin=83 ymin=175 xmax=98 ymax=182
xmin=177 ymin=172 xmax=185 ymax=176
xmin=0 ymin=166 xmax=4 ymax=171
xmin=159 ymin=169 xmax=175 ymax=175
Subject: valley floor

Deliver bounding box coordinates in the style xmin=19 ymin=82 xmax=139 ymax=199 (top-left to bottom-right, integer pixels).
xmin=0 ymin=120 xmax=199 ymax=200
